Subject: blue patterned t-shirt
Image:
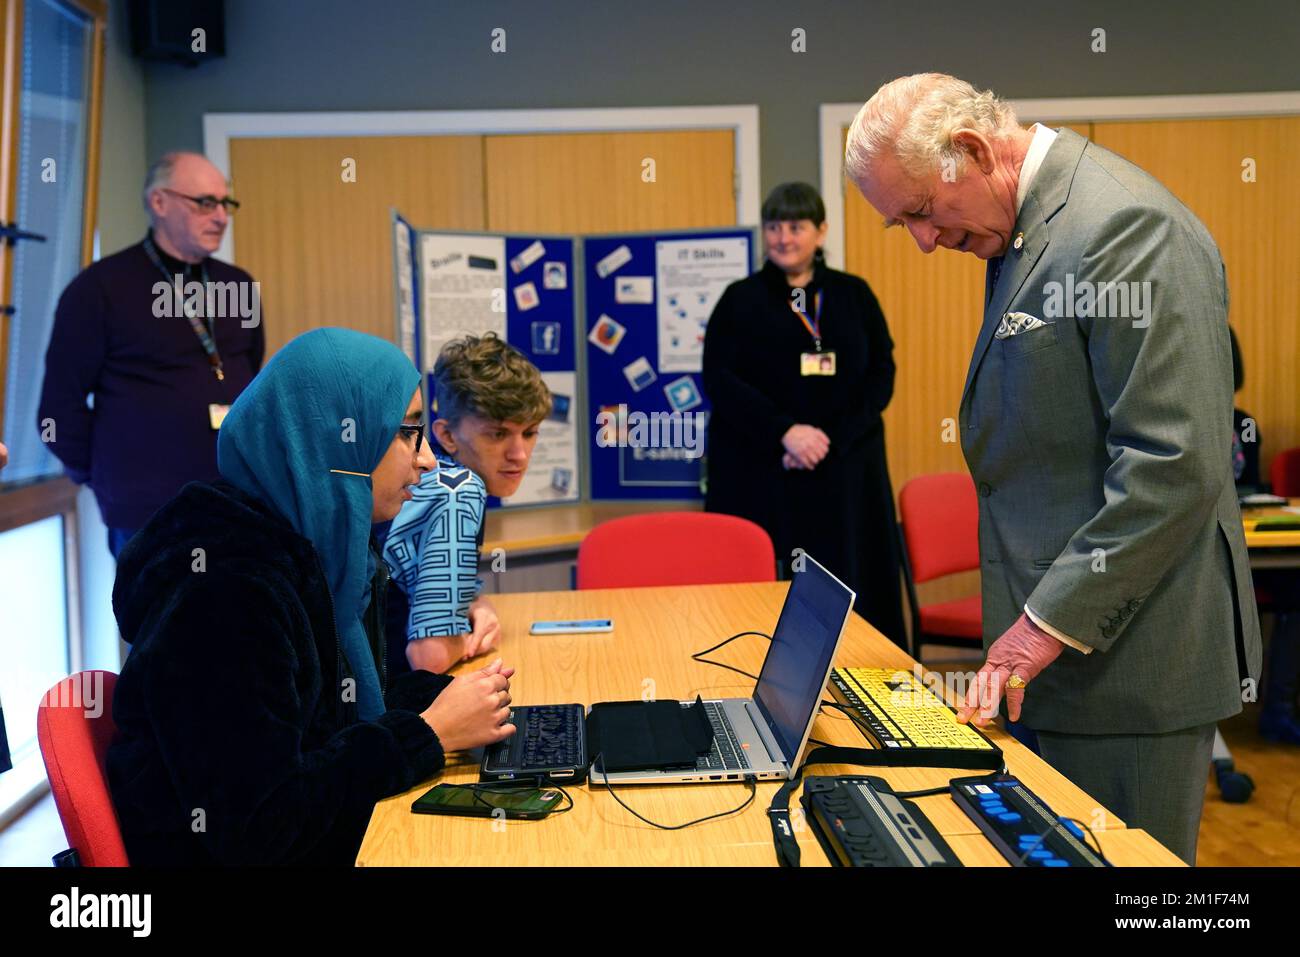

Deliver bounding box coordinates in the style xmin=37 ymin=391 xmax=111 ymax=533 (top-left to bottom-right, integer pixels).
xmin=382 ymin=454 xmax=486 ymax=638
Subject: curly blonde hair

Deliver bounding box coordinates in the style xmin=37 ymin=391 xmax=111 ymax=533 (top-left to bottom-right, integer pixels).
xmin=432 ymin=332 xmax=552 ymax=426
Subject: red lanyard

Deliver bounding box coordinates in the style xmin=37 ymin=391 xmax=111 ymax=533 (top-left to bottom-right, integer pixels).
xmin=789 ymin=289 xmax=824 ymax=352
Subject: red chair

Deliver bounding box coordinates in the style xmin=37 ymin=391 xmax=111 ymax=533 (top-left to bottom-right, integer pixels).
xmin=36 ymin=670 xmax=129 ymax=866
xmin=577 ymin=511 xmax=775 ymax=589
xmin=1270 ymin=447 xmax=1300 ymax=497
xmin=897 ymin=473 xmax=983 ymax=659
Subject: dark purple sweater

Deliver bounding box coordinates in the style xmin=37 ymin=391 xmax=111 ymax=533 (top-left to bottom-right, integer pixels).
xmin=37 ymin=237 xmax=265 ymax=528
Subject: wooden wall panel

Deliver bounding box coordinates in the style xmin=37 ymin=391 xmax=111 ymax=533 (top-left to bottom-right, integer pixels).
xmin=484 ymin=130 xmax=735 ymax=233
xmin=228 ymin=129 xmax=737 ymax=360
xmin=1091 ymin=117 xmax=1300 ymax=482
xmin=228 ymin=135 xmax=486 ymax=357
xmin=840 ymin=125 xmax=989 ymax=616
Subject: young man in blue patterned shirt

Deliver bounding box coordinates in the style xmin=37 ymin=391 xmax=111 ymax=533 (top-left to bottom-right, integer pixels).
xmin=383 ymin=334 xmax=551 ymax=674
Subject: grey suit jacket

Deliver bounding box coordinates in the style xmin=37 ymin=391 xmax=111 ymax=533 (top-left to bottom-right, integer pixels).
xmin=959 ymin=128 xmax=1262 ymax=735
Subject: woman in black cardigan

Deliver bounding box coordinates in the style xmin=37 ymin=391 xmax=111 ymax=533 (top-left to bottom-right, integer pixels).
xmin=703 ymin=183 xmax=906 ymax=646
xmin=107 ymin=328 xmax=516 ymax=865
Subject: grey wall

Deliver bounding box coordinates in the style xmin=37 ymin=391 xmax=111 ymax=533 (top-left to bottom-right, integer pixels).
xmin=135 ymin=0 xmax=1300 ymax=206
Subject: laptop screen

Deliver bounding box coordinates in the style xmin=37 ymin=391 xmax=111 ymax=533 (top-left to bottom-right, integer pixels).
xmin=752 ymin=556 xmax=855 ymax=764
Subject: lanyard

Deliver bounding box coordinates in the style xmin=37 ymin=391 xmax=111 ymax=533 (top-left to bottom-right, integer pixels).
xmin=788 ymin=289 xmax=824 ymax=352
xmin=143 ymin=235 xmax=224 ymax=381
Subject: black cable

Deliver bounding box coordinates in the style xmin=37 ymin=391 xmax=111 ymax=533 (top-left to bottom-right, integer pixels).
xmin=1013 ymin=822 xmax=1059 ymax=865
xmin=691 ymin=636 xmax=875 ymax=744
xmin=569 ymin=630 xmax=762 ymax=831
xmin=690 ymin=630 xmax=770 ymax=682
xmin=593 ymin=753 xmax=757 ymax=830
xmin=818 ymin=699 xmax=879 ymax=739
xmin=892 ymin=784 xmax=956 ymax=799
xmin=1060 ymin=816 xmax=1111 ymax=864
xmin=877 ymin=767 xmax=1009 ymax=800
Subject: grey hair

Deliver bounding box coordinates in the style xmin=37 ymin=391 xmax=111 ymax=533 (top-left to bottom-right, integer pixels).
xmin=141 ymin=151 xmax=194 ymax=213
xmin=845 ymin=73 xmax=1020 ymax=185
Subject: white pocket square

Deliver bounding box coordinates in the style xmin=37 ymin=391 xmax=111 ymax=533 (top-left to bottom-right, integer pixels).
xmin=995 ymin=311 xmax=1047 ymax=339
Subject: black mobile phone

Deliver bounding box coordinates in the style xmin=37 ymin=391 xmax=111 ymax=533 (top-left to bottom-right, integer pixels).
xmin=411 ymin=783 xmax=563 ymax=820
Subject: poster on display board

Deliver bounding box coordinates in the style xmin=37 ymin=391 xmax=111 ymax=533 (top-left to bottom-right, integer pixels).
xmin=581 ymin=227 xmax=756 ymax=501
xmin=392 ymin=219 xmax=582 ymax=508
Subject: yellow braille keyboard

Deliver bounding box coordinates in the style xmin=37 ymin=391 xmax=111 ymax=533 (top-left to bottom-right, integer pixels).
xmin=828 ymin=668 xmax=1004 ymax=770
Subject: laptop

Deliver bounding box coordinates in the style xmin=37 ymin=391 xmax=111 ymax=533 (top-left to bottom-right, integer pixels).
xmin=591 ymin=553 xmax=855 ymax=785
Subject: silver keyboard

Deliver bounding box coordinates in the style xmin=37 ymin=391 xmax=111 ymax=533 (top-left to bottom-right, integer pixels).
xmin=690 ymin=701 xmax=752 ymax=771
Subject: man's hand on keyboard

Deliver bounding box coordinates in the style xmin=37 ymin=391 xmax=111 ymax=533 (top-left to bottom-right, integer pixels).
xmin=956 ymin=613 xmax=1064 ymax=726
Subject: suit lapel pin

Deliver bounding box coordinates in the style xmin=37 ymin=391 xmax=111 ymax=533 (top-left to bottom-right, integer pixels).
xmin=1013 ymin=231 xmax=1024 ymax=252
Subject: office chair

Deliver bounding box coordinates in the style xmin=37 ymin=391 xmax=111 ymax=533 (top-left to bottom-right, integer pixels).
xmin=576 ymin=511 xmax=775 ymax=589
xmin=896 ymin=473 xmax=983 ymax=660
xmin=36 ymin=671 xmax=129 ymax=866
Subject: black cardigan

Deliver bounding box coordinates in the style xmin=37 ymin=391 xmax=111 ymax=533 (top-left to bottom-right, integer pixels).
xmin=37 ymin=239 xmax=265 ymax=528
xmin=107 ymin=480 xmax=451 ymax=866
xmin=702 ymin=259 xmax=896 ymax=525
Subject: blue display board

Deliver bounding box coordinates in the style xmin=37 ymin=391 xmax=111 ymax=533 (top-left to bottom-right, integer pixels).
xmin=493 ymin=234 xmax=581 ymax=506
xmin=502 ymin=236 xmax=577 ymax=378
xmin=397 ymin=223 xmax=582 ymax=508
xmin=582 ymin=228 xmax=756 ymax=501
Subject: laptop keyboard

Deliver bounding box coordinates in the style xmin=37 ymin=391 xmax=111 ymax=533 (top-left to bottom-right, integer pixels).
xmin=688 ymin=701 xmax=752 ymax=771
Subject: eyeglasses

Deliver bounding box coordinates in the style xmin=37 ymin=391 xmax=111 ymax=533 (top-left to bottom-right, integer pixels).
xmin=328 ymin=425 xmax=426 ymax=479
xmin=162 ymin=188 xmax=241 ymax=214
xmin=398 ymin=424 xmax=426 ymax=456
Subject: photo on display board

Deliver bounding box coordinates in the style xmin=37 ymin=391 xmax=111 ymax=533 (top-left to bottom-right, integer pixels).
xmin=587 ymin=314 xmax=626 ymax=354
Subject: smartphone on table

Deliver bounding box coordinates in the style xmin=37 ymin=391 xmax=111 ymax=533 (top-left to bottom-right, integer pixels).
xmin=529 ymin=619 xmax=613 ymax=635
xmin=411 ymin=783 xmax=563 ymax=820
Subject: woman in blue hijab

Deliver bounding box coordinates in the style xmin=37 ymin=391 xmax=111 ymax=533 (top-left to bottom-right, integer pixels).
xmin=106 ymin=328 xmax=516 ymax=865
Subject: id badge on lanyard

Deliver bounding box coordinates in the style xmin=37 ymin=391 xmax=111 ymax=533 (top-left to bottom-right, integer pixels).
xmin=791 ymin=289 xmax=835 ymax=376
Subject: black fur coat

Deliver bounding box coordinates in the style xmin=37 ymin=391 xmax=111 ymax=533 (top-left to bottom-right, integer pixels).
xmin=107 ymin=481 xmax=451 ymax=865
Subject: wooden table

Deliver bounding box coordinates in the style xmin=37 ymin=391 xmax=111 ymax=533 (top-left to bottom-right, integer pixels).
xmin=356 ymin=582 xmax=1184 ymax=866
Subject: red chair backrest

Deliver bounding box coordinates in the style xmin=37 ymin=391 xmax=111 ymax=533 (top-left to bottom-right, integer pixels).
xmin=897 ymin=473 xmax=980 ymax=584
xmin=1271 ymin=447 xmax=1300 ymax=498
xmin=36 ymin=671 xmax=129 ymax=866
xmin=577 ymin=511 xmax=775 ymax=589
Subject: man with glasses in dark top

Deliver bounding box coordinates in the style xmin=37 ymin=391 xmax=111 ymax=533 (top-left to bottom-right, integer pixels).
xmin=38 ymin=151 xmax=265 ymax=559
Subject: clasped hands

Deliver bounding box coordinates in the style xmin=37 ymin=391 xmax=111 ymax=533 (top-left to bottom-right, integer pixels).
xmin=781 ymin=424 xmax=831 ymax=470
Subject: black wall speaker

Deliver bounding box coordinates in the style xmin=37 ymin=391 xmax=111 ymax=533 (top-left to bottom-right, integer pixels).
xmin=129 ymin=0 xmax=226 ymax=67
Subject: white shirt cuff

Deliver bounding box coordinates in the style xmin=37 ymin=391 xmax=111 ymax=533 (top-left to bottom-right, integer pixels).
xmin=1025 ymin=605 xmax=1094 ymax=654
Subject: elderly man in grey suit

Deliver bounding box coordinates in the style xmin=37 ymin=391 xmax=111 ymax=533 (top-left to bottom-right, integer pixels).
xmin=846 ymin=73 xmax=1261 ymax=865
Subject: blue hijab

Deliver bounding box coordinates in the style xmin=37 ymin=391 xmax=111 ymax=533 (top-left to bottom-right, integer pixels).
xmin=217 ymin=328 xmax=420 ymax=721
